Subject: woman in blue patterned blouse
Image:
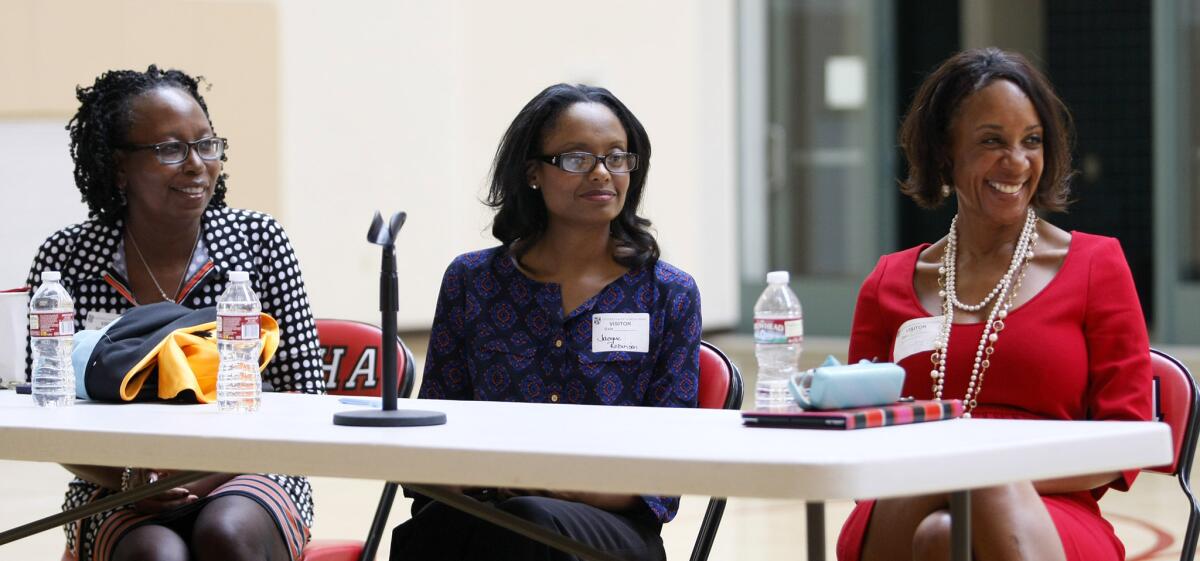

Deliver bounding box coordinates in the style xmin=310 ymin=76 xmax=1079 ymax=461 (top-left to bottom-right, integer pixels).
xmin=390 ymin=84 xmax=702 ymax=561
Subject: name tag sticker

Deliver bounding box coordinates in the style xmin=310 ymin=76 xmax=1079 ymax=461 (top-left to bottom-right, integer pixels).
xmin=83 ymin=311 xmax=121 ymax=332
xmin=591 ymin=313 xmax=650 ymax=353
xmin=892 ymin=316 xmax=943 ymax=363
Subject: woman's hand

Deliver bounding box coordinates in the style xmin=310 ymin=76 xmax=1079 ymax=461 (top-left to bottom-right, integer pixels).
xmin=124 ymin=470 xmax=240 ymax=514
xmin=127 ymin=469 xmax=198 ymax=514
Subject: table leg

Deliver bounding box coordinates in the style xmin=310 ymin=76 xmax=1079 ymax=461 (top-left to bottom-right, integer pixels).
xmin=0 ymin=470 xmax=209 ymax=546
xmin=949 ymin=490 xmax=971 ymax=561
xmin=407 ymin=484 xmax=629 ymax=561
xmin=806 ymin=501 xmax=825 ymax=561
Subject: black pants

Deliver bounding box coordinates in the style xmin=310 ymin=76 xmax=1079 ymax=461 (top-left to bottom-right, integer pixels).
xmin=389 ymin=496 xmax=666 ymax=561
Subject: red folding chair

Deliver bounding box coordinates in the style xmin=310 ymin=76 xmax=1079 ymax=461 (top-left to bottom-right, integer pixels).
xmin=690 ymin=340 xmax=744 ymax=561
xmin=1145 ymin=349 xmax=1199 ymax=561
xmin=301 ymin=319 xmax=417 ymax=561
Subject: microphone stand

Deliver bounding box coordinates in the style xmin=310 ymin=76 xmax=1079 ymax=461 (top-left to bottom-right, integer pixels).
xmin=333 ymin=211 xmax=446 ymax=427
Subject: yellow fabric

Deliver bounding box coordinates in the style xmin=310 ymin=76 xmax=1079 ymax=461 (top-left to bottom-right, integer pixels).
xmin=118 ymin=314 xmax=280 ymax=403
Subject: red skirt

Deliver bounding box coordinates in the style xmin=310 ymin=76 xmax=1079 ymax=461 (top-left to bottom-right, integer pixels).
xmin=835 ymin=490 xmax=1123 ymax=561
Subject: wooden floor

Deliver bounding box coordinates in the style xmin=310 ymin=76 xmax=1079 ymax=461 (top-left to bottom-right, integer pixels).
xmin=2 ymin=335 xmax=1196 ymax=560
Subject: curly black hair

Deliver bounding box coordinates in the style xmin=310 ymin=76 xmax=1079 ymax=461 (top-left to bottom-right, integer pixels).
xmin=487 ymin=83 xmax=659 ymax=270
xmin=67 ymin=65 xmax=228 ymax=224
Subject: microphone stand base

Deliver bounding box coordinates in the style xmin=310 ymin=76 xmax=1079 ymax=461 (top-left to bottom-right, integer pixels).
xmin=333 ymin=409 xmax=447 ymax=427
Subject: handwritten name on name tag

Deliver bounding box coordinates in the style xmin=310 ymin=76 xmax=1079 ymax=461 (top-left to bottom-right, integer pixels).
xmin=591 ymin=313 xmax=650 ymax=353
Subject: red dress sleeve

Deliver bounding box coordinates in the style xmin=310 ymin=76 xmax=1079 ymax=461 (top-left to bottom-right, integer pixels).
xmin=1083 ymin=237 xmax=1153 ymax=494
xmin=848 ymin=255 xmax=893 ymax=364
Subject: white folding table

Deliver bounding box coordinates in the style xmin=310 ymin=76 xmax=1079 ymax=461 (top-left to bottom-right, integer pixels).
xmin=0 ymin=391 xmax=1172 ymax=560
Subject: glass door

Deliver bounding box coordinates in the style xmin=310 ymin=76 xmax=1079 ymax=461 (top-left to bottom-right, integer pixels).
xmin=738 ymin=0 xmax=896 ymax=336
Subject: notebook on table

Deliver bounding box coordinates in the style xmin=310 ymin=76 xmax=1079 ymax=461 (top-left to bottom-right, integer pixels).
xmin=741 ymin=399 xmax=964 ymax=430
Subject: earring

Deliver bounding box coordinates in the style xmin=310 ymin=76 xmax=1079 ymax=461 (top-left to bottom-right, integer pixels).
xmin=529 ymin=184 xmax=539 ymax=190
xmin=941 ymin=184 xmax=952 ymax=197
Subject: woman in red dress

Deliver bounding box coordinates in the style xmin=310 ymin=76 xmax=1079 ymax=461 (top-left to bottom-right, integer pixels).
xmin=836 ymin=48 xmax=1152 ymax=561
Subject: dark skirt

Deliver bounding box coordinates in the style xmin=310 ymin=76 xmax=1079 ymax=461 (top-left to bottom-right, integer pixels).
xmin=391 ymin=495 xmax=666 ymax=561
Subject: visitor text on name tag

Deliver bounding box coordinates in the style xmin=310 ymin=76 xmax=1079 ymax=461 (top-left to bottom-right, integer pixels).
xmin=592 ymin=313 xmax=650 ymax=353
xmin=893 ymin=316 xmax=943 ymax=363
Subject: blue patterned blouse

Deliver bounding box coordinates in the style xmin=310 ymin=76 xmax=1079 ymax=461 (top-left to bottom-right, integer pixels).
xmin=420 ymin=246 xmax=702 ymax=524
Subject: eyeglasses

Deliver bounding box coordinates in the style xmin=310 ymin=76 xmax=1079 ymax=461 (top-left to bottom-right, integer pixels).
xmin=121 ymin=137 xmax=228 ymax=165
xmin=538 ymin=151 xmax=639 ymax=174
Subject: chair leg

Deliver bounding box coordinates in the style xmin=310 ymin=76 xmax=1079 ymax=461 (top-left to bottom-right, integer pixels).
xmin=1184 ymin=512 xmax=1198 ymax=561
xmin=359 ymin=482 xmax=399 ymax=561
xmin=1181 ymin=472 xmax=1199 ymax=561
xmin=689 ymin=498 xmax=727 ymax=561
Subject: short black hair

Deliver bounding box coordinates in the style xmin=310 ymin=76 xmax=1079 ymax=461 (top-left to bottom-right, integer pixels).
xmin=899 ymin=47 xmax=1075 ymax=211
xmin=67 ymin=65 xmax=228 ymax=224
xmin=486 ymin=83 xmax=659 ymax=269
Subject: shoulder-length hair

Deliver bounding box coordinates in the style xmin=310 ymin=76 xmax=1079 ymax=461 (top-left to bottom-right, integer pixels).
xmin=487 ymin=83 xmax=658 ymax=269
xmin=899 ymin=47 xmax=1075 ymax=211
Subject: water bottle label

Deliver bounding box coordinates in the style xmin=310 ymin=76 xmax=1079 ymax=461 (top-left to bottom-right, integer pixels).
xmin=753 ymin=317 xmax=803 ymax=344
xmin=218 ymin=313 xmax=260 ymax=341
xmin=29 ymin=312 xmax=75 ymax=337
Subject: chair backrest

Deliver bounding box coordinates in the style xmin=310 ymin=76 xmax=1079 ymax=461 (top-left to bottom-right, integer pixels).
xmin=315 ymin=319 xmax=416 ymax=399
xmin=1146 ymin=349 xmax=1199 ymax=476
xmin=1145 ymin=349 xmax=1200 ymax=561
xmin=691 ymin=340 xmax=744 ymax=561
xmin=698 ymin=341 xmax=743 ymax=410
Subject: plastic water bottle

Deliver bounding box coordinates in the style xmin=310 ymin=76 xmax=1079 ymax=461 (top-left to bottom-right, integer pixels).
xmin=29 ymin=271 xmax=75 ymax=407
xmin=217 ymin=271 xmax=262 ymax=412
xmin=754 ymin=271 xmax=803 ymax=408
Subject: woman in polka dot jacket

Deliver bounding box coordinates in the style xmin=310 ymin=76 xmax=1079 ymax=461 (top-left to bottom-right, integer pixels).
xmin=389 ymin=84 xmax=701 ymax=561
xmin=25 ymin=66 xmax=321 ymax=561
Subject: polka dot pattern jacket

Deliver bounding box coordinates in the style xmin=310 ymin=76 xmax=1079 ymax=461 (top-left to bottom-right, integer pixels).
xmin=24 ymin=206 xmax=323 ymax=543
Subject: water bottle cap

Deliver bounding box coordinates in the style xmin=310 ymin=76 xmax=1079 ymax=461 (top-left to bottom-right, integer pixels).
xmin=766 ymin=271 xmax=789 ymax=284
xmin=229 ymin=271 xmax=250 ymax=282
xmin=42 ymin=271 xmax=61 ymax=282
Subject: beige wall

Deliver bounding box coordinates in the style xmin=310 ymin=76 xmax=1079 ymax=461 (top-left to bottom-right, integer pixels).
xmin=279 ymin=0 xmax=741 ymax=330
xmin=282 ymin=0 xmax=744 ymax=330
xmin=0 ymin=0 xmax=280 ymax=274
xmin=2 ymin=0 xmax=741 ymax=331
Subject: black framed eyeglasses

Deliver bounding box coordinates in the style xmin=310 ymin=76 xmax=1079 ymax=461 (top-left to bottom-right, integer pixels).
xmin=121 ymin=137 xmax=227 ymax=165
xmin=538 ymin=151 xmax=639 ymax=174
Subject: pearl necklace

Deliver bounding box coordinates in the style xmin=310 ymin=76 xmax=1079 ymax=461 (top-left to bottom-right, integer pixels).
xmin=931 ymin=207 xmax=1038 ymax=418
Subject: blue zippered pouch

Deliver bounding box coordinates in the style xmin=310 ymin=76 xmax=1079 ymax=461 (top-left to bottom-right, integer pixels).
xmin=788 ymin=356 xmax=905 ymax=410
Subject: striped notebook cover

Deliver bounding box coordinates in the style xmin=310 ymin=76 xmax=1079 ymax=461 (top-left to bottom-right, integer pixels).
xmin=742 ymin=399 xmax=964 ymax=430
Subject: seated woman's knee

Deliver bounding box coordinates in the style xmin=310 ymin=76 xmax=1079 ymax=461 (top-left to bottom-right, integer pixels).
xmin=497 ymin=495 xmax=564 ymax=527
xmin=972 ymin=482 xmax=1030 ymax=504
xmin=912 ymin=510 xmax=952 ymax=561
xmin=112 ymin=524 xmax=188 ymax=561
xmin=191 ymin=496 xmax=277 ymax=559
